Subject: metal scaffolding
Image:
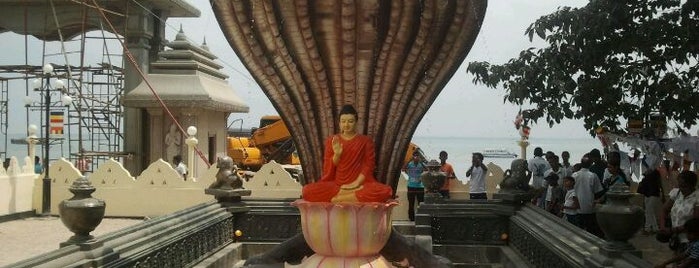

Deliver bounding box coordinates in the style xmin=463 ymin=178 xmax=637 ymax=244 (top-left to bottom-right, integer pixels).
xmin=0 ymin=63 xmax=125 ymax=171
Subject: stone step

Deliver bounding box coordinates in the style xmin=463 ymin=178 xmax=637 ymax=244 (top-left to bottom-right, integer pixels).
xmin=232 ymin=260 xmax=246 ymax=268
xmin=392 ymin=220 xmax=416 ymax=236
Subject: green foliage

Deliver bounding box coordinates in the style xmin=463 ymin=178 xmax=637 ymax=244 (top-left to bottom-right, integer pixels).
xmin=467 ymin=0 xmax=699 ymax=135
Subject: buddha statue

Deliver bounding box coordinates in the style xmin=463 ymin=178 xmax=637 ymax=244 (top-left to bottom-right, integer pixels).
xmin=301 ymin=104 xmax=393 ymax=203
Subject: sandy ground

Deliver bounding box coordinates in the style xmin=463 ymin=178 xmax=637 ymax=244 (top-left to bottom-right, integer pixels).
xmin=0 ymin=216 xmax=143 ymax=267
xmin=0 ymin=216 xmax=673 ymax=267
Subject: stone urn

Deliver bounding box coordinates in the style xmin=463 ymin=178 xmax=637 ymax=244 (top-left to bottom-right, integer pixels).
xmin=420 ymin=159 xmax=446 ymax=193
xmin=59 ymin=175 xmax=106 ymax=246
xmin=596 ymin=181 xmax=643 ymax=251
xmin=290 ymin=200 xmax=398 ymax=267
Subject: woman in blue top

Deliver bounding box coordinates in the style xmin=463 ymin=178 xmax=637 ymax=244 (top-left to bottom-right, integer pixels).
xmin=403 ymin=153 xmax=425 ymax=221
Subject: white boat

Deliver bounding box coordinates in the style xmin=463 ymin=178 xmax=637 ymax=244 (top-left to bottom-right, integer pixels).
xmin=481 ymin=149 xmax=518 ymax=158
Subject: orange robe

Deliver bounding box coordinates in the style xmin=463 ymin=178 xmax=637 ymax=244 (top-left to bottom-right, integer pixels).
xmin=302 ymin=135 xmax=393 ymax=202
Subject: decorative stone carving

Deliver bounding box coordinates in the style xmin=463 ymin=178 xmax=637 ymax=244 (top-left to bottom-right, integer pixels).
xmin=208 ymin=156 xmax=244 ymax=190
xmin=290 ymin=200 xmax=398 ymax=267
xmin=431 ymin=216 xmax=508 ymax=245
xmin=58 ymin=175 xmax=105 ymax=248
xmin=421 ymin=160 xmax=446 ymax=203
xmin=125 ymin=217 xmax=235 ymax=267
xmin=205 ymin=156 xmax=250 ymax=203
xmin=494 ymin=159 xmax=533 ymax=203
xmin=509 ymin=223 xmax=568 ymax=267
xmin=421 ymin=160 xmax=446 ymax=193
xmin=499 ymin=159 xmax=531 ymax=193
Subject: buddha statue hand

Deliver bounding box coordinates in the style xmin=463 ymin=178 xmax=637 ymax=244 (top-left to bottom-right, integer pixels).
xmin=332 ymin=186 xmax=363 ymax=203
xmin=341 ymin=174 xmax=365 ymax=190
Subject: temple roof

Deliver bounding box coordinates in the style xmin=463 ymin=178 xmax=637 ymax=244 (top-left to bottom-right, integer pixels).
xmin=122 ymin=28 xmax=249 ymax=113
xmin=0 ymin=0 xmax=200 ymax=41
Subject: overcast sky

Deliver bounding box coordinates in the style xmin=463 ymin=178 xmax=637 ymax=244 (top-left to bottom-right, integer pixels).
xmin=169 ymin=0 xmax=592 ymax=138
xmin=1 ymin=1 xmax=594 ymax=139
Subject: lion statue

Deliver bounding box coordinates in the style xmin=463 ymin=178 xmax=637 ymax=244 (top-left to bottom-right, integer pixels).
xmin=499 ymin=158 xmax=531 ymax=193
xmin=208 ymin=156 xmax=244 ymax=190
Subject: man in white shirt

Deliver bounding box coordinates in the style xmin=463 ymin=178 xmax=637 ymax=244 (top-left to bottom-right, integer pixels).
xmin=528 ymin=147 xmax=551 ymax=208
xmin=466 ymin=152 xmax=488 ymax=200
xmin=173 ymin=155 xmax=188 ymax=179
xmin=573 ymin=155 xmax=604 ymax=237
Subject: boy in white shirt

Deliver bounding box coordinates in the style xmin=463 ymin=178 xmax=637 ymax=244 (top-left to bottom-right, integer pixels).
xmin=562 ymin=176 xmax=580 ymax=227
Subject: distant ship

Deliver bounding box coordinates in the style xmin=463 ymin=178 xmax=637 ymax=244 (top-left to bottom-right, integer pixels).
xmin=481 ymin=149 xmax=518 ymax=158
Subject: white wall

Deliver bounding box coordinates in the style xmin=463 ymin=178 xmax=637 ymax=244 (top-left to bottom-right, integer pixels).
xmin=0 ymin=156 xmax=38 ymax=216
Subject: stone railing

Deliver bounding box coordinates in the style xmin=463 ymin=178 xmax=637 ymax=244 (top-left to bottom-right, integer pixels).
xmin=509 ymin=204 xmax=649 ymax=268
xmin=8 ymin=201 xmax=238 ymax=268
xmin=410 ymin=197 xmax=651 ymax=267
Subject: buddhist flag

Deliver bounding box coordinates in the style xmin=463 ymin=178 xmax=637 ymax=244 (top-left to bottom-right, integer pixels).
xmin=50 ymin=111 xmax=64 ymax=139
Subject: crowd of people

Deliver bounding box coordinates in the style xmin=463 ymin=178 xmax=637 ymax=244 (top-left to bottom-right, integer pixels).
xmin=400 ymin=143 xmax=699 ymax=266
xmin=522 ymin=146 xmax=698 ymax=267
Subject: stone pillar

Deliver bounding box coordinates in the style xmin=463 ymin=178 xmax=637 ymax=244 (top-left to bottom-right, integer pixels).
xmin=518 ymin=139 xmax=529 ymax=160
xmin=146 ymin=108 xmax=164 ymax=163
xmin=122 ymin=5 xmax=157 ymax=174
xmin=185 ymin=126 xmax=198 ymax=181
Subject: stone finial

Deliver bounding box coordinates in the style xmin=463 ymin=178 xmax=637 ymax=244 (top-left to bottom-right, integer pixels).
xmin=421 ymin=159 xmax=446 ymax=203
xmin=175 ymin=24 xmax=187 ymax=41
xmin=202 ymin=37 xmax=209 ymax=51
xmin=58 ymin=175 xmax=106 ymax=249
xmin=596 ymin=181 xmax=643 ymax=255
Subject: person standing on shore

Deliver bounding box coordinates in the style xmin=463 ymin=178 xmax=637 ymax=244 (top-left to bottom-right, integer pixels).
xmin=529 ymin=147 xmax=551 ymax=208
xmin=637 ymin=170 xmax=663 ymax=235
xmin=589 ymin=149 xmax=607 ymax=185
xmin=466 ymin=152 xmax=488 ymax=200
xmin=561 ymin=151 xmax=573 ymax=178
xmin=546 ymin=155 xmax=569 ymax=186
xmin=438 ymin=151 xmax=456 ymax=199
xmin=562 ymin=176 xmax=580 ymax=226
xmin=573 ymin=155 xmax=605 ymax=238
xmin=33 ymin=156 xmax=42 ymax=174
xmin=545 ymin=174 xmax=564 ymax=216
xmin=404 ymin=153 xmax=425 ymax=221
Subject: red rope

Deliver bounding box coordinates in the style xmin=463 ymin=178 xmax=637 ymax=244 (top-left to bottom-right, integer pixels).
xmin=89 ymin=0 xmax=211 ymax=167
